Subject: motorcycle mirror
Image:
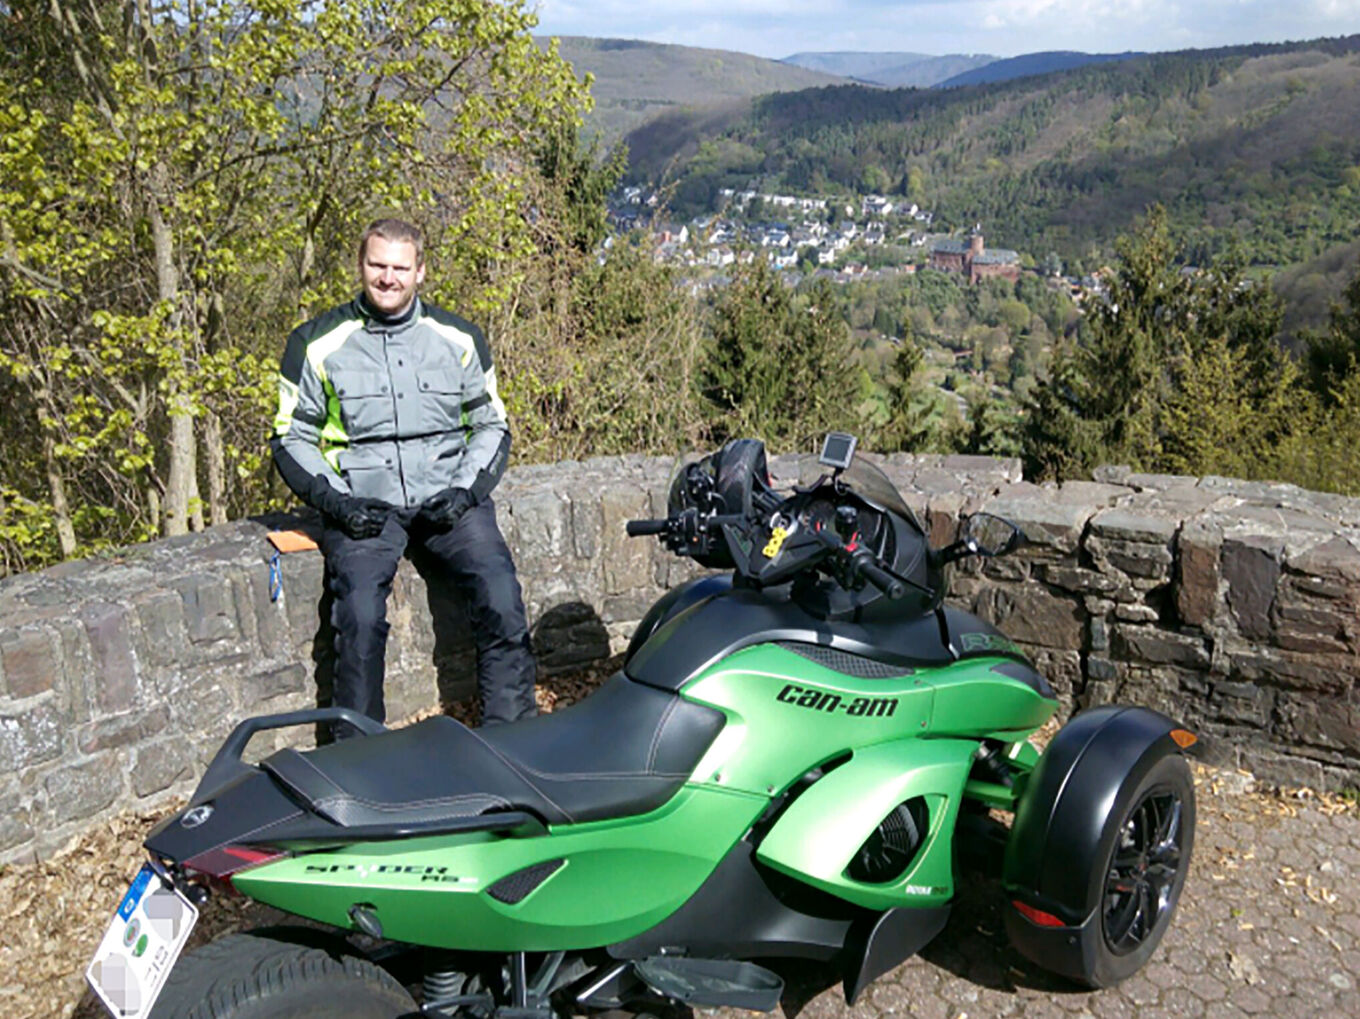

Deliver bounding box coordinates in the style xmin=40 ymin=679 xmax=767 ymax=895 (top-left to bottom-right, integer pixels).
xmin=936 ymin=512 xmax=1024 ymax=565
xmin=962 ymin=512 xmax=1024 ymax=557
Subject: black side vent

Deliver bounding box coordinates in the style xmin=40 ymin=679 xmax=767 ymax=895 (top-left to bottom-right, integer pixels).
xmin=776 ymin=642 xmax=912 ymax=679
xmin=846 ymin=798 xmax=929 ymax=884
xmin=486 ymin=859 xmax=565 ymax=904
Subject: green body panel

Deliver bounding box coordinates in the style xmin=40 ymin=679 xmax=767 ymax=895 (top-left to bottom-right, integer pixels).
xmin=756 ymin=738 xmax=976 ymax=909
xmin=677 ymin=644 xmax=1056 ymax=909
xmin=229 ymin=641 xmax=1057 ymax=951
xmin=232 ymin=785 xmax=766 ymax=951
xmin=962 ymin=777 xmax=1017 ymax=811
xmin=1007 ymin=739 xmax=1041 ymax=770
xmin=682 ymin=644 xmax=1055 ymax=796
xmin=928 ymin=666 xmax=1056 ymax=740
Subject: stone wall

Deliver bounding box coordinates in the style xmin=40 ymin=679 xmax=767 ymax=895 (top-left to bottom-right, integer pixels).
xmin=1 ymin=453 xmax=1357 ymax=863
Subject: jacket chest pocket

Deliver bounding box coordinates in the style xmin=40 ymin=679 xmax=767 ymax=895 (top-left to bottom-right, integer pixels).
xmin=415 ymin=369 xmax=464 ymax=433
xmin=331 ymin=375 xmax=394 ymax=440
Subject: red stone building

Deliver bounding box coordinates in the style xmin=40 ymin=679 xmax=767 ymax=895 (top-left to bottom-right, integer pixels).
xmin=929 ymin=231 xmax=1020 ymax=284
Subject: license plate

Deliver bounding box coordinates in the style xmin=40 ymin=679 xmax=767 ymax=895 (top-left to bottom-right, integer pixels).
xmin=86 ymin=863 xmax=198 ymax=1017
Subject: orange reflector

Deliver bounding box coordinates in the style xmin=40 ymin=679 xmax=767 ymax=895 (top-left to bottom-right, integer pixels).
xmin=1013 ymin=900 xmax=1066 ymax=928
xmin=1170 ymin=729 xmax=1197 ymax=749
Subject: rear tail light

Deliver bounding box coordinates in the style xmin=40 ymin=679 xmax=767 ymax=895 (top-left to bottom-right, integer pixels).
xmin=182 ymin=845 xmax=289 ymax=889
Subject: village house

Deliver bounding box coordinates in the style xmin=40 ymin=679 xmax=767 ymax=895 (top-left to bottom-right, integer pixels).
xmin=654 ymin=223 xmax=689 ymax=245
xmin=862 ymin=195 xmax=894 ymax=217
xmin=929 ymin=230 xmax=1020 ymax=284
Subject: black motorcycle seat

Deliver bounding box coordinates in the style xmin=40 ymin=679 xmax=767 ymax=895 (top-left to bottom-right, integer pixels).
xmin=260 ymin=674 xmax=724 ymax=831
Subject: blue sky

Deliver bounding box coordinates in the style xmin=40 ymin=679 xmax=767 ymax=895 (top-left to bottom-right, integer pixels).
xmin=532 ymin=1 xmax=1360 ymax=60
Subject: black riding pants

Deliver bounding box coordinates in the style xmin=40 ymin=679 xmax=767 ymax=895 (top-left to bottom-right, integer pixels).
xmin=319 ymin=499 xmax=537 ymax=730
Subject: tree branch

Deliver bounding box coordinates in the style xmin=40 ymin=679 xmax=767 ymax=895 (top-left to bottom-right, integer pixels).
xmin=0 ymin=253 xmax=67 ymax=293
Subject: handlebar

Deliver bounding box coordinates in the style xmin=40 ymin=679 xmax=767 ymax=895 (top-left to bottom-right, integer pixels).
xmin=811 ymin=527 xmax=909 ymax=600
xmin=627 ymin=510 xmax=914 ymax=601
xmin=854 ymin=553 xmax=908 ymax=599
xmin=625 ymin=513 xmax=748 ymax=538
xmin=626 ymin=518 xmax=670 ymax=536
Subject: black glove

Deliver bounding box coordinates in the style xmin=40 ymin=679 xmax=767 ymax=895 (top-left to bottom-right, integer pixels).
xmin=418 ymin=486 xmax=474 ymax=530
xmin=309 ymin=475 xmax=390 ymax=540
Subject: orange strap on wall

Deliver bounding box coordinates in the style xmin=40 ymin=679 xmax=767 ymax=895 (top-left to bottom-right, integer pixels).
xmin=267 ymin=530 xmax=319 ymax=553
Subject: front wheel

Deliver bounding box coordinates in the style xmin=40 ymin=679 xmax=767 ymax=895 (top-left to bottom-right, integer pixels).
xmin=1088 ymin=753 xmax=1195 ymax=985
xmin=149 ymin=928 xmax=417 ymax=1018
xmin=1004 ymin=736 xmax=1196 ymax=989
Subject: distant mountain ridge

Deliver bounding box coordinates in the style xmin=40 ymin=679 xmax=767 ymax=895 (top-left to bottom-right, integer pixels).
xmin=937 ymin=50 xmax=1145 ymax=87
xmin=783 ymin=49 xmax=1149 ymax=89
xmin=538 ymin=36 xmax=847 ymax=144
xmin=781 ymin=51 xmax=996 ymax=87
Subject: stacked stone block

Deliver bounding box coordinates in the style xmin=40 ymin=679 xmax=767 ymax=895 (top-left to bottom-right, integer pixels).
xmin=947 ymin=467 xmax=1360 ymax=791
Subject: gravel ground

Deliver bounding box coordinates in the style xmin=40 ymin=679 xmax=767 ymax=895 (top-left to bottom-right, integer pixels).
xmin=4 ymin=665 xmax=1355 ymax=1019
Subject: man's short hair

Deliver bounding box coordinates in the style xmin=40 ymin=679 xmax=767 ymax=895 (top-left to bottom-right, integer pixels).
xmin=358 ymin=218 xmax=425 ymax=266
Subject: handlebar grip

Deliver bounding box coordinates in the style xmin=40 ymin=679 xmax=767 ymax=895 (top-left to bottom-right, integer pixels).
xmin=859 ymin=558 xmax=908 ymax=599
xmin=704 ymin=514 xmax=746 ymax=529
xmin=626 ymin=518 xmax=670 ymax=536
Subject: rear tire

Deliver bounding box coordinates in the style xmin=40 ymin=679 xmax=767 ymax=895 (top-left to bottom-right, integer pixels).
xmin=149 ymin=927 xmax=417 ymax=1018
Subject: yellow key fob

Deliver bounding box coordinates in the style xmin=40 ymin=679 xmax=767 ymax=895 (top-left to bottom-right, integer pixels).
xmin=762 ymin=526 xmax=788 ymax=559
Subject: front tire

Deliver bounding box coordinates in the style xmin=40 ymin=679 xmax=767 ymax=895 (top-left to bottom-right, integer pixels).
xmin=149 ymin=928 xmax=417 ymax=1018
xmin=1005 ymin=747 xmax=1195 ymax=988
xmin=1086 ymin=752 xmax=1195 ymax=986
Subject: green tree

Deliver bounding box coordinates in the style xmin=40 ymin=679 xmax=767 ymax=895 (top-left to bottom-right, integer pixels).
xmin=1159 ymin=330 xmax=1299 ymax=477
xmin=874 ymin=332 xmax=940 ymax=453
xmin=962 ymin=393 xmax=1023 ymax=458
xmin=703 ymin=258 xmax=794 ymax=442
xmin=1024 ymin=208 xmax=1184 ymax=476
xmin=0 ymin=0 xmax=588 ymax=570
xmin=1024 ymin=206 xmax=1299 ymax=482
xmin=490 ymin=126 xmax=708 ymax=462
xmin=702 ymin=263 xmax=861 ymax=450
xmin=1273 ymin=366 xmax=1360 ymax=496
xmin=861 ymin=164 xmax=890 ymax=194
xmin=1304 ymin=269 xmax=1360 ymax=402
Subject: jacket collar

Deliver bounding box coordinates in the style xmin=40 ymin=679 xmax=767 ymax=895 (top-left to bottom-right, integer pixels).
xmin=357 ymin=293 xmax=421 ymax=332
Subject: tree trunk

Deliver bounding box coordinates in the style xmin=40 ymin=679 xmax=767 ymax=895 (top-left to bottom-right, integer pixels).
xmin=40 ymin=422 xmax=77 ymax=559
xmin=145 ymin=481 xmax=161 ymax=527
xmin=147 ymin=168 xmax=195 ymax=537
xmin=201 ymin=290 xmax=228 ymax=526
xmin=204 ymin=409 xmax=227 ymax=526
xmin=187 ymin=414 xmax=205 ymax=531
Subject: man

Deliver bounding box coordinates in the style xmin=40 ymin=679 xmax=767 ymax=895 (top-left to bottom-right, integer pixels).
xmin=271 ymin=218 xmax=537 ymax=735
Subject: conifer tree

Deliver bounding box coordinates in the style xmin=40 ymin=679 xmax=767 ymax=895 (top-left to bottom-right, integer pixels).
xmin=1023 ymin=206 xmax=1297 ymax=481
xmin=875 ymin=333 xmax=940 ymax=453
xmin=702 ymin=263 xmax=861 ymax=450
xmin=1305 ymin=269 xmax=1360 ymax=403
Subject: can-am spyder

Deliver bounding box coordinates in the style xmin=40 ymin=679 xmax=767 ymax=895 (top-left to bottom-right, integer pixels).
xmin=87 ymin=435 xmax=1196 ymax=1019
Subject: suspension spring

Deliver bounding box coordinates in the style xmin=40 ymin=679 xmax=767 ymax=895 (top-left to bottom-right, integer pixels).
xmin=423 ymin=968 xmax=466 ymax=1002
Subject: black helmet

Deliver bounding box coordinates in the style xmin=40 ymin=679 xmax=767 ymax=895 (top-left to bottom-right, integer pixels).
xmin=666 ymin=439 xmax=775 ymax=569
xmin=668 ymin=439 xmax=772 ymax=517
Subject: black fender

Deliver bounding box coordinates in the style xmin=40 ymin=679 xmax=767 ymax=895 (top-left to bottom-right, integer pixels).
xmin=1002 ymin=705 xmax=1193 ymax=982
xmin=623 ymin=574 xmax=733 ymax=664
xmin=1003 ymin=705 xmax=1188 ymax=918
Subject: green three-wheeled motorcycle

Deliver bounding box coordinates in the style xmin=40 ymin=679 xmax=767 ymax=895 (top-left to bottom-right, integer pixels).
xmin=86 ymin=435 xmax=1196 ymax=1019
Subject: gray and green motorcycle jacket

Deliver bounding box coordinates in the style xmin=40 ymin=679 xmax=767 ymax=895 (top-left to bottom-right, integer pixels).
xmin=270 ymin=295 xmax=510 ymax=511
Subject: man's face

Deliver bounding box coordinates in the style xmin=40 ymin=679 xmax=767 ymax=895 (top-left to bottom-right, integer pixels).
xmin=360 ymin=236 xmax=425 ymax=315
